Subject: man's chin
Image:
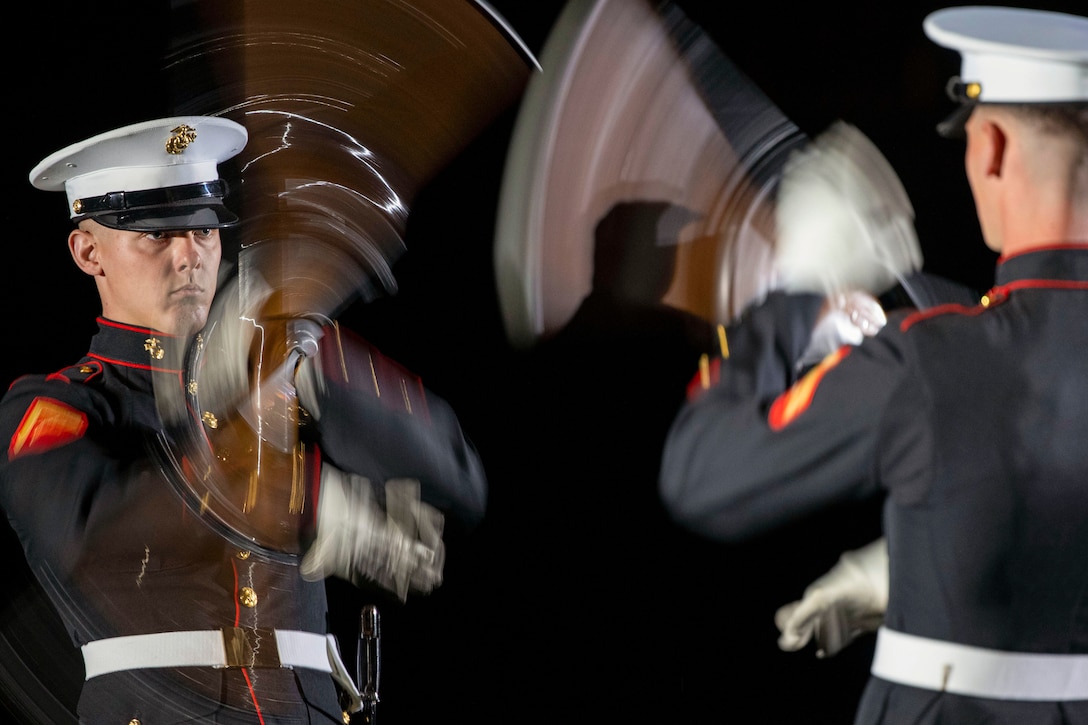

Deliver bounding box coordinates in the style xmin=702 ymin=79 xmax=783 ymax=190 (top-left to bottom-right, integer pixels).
xmin=166 ymin=303 xmax=211 ymax=338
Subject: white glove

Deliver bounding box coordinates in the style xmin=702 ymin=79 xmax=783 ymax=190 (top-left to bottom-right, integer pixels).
xmin=774 ymin=121 xmax=922 ymax=297
xmin=797 ymin=290 xmax=887 ymax=368
xmin=775 ymin=537 xmax=888 ymax=658
xmin=301 ymin=465 xmax=445 ymax=601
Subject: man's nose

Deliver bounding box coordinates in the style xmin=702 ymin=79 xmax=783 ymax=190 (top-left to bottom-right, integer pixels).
xmin=174 ymin=232 xmax=203 ymax=270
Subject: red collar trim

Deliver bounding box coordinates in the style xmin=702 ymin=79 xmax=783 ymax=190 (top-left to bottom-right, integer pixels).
xmin=997 ymin=242 xmax=1088 ymax=264
xmin=96 ymin=317 xmax=183 ymax=338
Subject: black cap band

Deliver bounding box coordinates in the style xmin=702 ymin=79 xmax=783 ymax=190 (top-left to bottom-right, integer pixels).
xmin=74 ymin=179 xmax=229 ymax=217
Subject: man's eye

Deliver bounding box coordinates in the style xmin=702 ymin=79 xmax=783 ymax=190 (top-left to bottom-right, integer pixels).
xmin=147 ymin=231 xmax=166 ymax=241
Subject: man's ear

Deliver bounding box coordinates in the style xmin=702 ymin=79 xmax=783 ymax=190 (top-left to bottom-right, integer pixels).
xmin=68 ymin=226 xmax=102 ymax=276
xmin=978 ymin=117 xmax=1008 ymax=179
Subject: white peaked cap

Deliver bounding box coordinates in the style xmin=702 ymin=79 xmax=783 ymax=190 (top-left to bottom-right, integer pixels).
xmin=924 ymin=6 xmax=1088 ymax=135
xmin=29 ymin=116 xmax=248 ymax=231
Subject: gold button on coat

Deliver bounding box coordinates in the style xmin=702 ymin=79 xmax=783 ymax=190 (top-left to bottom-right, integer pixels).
xmin=239 ymin=587 xmax=258 ymax=608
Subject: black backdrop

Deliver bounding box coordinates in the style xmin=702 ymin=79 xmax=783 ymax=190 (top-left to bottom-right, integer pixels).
xmin=2 ymin=1 xmax=1085 ymax=723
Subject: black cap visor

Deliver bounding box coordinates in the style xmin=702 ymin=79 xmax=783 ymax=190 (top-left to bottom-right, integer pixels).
xmin=73 ymin=179 xmax=240 ymax=231
xmin=87 ymin=202 xmax=239 ymax=232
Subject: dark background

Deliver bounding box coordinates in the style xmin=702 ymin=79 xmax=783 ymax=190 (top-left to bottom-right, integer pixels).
xmin=3 ymin=1 xmax=1085 ymax=723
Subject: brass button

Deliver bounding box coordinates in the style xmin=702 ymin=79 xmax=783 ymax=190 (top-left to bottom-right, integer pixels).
xmin=236 ymin=550 xmax=250 ymax=560
xmin=239 ymin=587 xmax=258 ymax=608
xmin=129 ymin=719 xmax=141 ymax=725
xmin=79 ymin=365 xmax=93 ymax=374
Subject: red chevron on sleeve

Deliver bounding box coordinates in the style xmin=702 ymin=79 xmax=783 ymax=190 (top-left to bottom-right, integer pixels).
xmin=8 ymin=397 xmax=88 ymax=461
xmin=768 ymin=346 xmax=851 ymax=431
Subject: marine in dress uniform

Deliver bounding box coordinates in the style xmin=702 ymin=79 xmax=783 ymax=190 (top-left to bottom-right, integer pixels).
xmin=0 ymin=117 xmax=487 ymax=724
xmin=658 ymin=6 xmax=1088 ymax=724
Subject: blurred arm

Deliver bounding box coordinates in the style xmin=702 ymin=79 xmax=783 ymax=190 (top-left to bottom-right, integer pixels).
xmin=296 ymin=324 xmax=487 ymax=529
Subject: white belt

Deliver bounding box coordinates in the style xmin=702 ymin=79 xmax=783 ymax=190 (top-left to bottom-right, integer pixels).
xmin=872 ymin=627 xmax=1088 ymax=701
xmin=81 ymin=629 xmax=334 ymax=680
